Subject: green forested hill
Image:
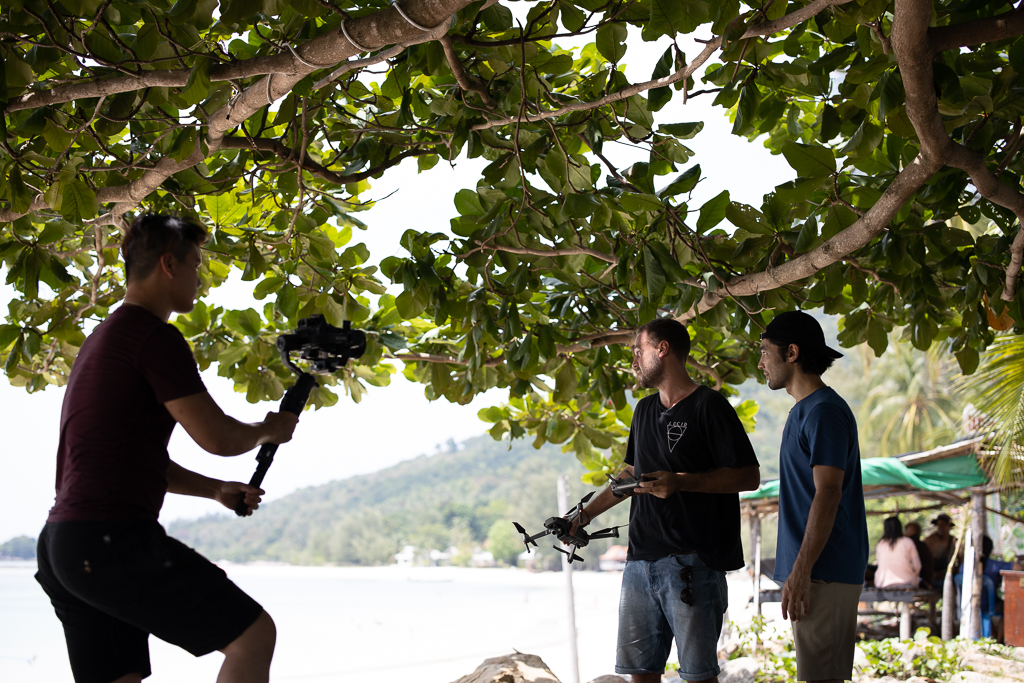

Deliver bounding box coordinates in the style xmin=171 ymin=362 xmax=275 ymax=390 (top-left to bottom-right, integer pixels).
xmin=168 ymin=434 xmax=630 ymax=567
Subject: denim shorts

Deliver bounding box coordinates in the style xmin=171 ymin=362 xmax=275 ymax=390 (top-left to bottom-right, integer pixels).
xmin=615 ymin=553 xmax=728 ymax=679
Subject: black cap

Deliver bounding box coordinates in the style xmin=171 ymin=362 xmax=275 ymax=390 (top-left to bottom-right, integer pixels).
xmin=932 ymin=513 xmax=955 ymax=527
xmin=760 ymin=311 xmax=843 ymax=359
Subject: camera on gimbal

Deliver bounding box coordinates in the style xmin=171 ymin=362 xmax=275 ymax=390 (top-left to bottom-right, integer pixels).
xmin=276 ymin=315 xmax=367 ymax=374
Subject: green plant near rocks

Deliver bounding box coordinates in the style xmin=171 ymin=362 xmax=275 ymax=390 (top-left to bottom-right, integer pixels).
xmin=857 ymin=629 xmax=967 ymax=681
xmin=727 ymin=616 xmax=797 ymax=683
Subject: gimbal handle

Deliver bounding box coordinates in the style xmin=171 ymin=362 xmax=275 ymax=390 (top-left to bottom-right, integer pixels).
xmin=234 ymin=371 xmax=318 ymax=517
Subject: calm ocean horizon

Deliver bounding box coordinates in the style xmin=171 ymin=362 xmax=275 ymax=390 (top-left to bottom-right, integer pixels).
xmin=1 ymin=561 xmax=763 ymax=682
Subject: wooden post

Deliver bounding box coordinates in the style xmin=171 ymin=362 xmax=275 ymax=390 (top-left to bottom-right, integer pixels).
xmin=556 ymin=475 xmax=580 ymax=683
xmin=960 ymin=526 xmax=975 ymax=639
xmin=971 ymin=488 xmax=987 ymax=640
xmin=900 ymin=602 xmax=912 ymax=640
xmin=751 ymin=513 xmax=762 ymax=617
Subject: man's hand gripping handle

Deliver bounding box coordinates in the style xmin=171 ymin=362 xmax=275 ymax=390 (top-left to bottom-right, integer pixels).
xmin=234 ymin=372 xmax=318 ymax=516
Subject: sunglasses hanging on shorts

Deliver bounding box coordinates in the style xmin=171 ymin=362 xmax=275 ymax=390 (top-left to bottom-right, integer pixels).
xmin=679 ymin=567 xmax=694 ymax=606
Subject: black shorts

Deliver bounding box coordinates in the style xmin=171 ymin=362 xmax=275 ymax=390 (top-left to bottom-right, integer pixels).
xmin=35 ymin=520 xmax=264 ymax=683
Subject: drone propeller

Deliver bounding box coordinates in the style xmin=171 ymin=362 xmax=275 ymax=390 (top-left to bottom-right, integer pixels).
xmin=554 ymin=545 xmax=584 ymax=564
xmin=564 ymin=491 xmax=595 ymax=518
xmin=512 ymin=522 xmax=539 ymax=551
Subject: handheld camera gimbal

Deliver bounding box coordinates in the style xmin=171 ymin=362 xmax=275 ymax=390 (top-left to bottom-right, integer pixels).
xmin=234 ymin=315 xmax=366 ymax=516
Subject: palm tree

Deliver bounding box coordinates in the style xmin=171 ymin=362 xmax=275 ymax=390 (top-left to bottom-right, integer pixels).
xmin=955 ymin=334 xmax=1024 ymax=484
xmin=858 ymin=338 xmax=960 ymax=457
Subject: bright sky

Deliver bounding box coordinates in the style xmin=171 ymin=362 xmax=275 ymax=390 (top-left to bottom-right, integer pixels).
xmin=0 ymin=27 xmax=792 ymax=543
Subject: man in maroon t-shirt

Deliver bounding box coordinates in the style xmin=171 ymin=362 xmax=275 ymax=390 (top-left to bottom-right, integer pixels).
xmin=35 ymin=214 xmax=297 ymax=683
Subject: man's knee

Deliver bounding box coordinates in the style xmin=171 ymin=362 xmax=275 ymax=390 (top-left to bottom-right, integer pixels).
xmin=222 ymin=610 xmax=275 ymax=658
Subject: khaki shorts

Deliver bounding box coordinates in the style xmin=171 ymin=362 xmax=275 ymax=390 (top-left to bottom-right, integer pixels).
xmin=792 ymin=580 xmax=862 ymax=681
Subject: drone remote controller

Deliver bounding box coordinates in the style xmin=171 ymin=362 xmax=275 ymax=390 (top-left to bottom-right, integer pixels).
xmin=607 ymin=472 xmax=656 ymax=498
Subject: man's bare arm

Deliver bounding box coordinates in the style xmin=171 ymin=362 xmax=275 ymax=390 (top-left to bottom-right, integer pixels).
xmin=570 ymin=466 xmax=635 ymax=533
xmin=781 ymin=464 xmax=845 ymax=621
xmin=636 ymin=465 xmax=761 ymax=497
xmin=167 ymin=461 xmax=264 ymax=515
xmin=165 ymin=392 xmax=297 ymax=456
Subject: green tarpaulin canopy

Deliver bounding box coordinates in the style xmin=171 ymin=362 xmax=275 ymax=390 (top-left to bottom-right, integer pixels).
xmin=740 ymin=454 xmax=988 ymax=501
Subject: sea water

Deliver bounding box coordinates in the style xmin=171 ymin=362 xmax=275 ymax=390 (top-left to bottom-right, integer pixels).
xmin=1 ymin=562 xmax=762 ymax=683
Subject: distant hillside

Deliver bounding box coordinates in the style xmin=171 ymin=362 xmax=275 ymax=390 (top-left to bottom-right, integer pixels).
xmin=168 ymin=434 xmax=629 ymax=566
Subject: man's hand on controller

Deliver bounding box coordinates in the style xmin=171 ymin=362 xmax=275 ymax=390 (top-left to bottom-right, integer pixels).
xmin=258 ymin=411 xmax=299 ymax=445
xmin=635 ymin=471 xmax=683 ymax=498
xmin=215 ymin=481 xmax=264 ymax=516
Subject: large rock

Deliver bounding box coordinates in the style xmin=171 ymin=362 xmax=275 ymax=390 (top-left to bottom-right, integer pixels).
xmin=950 ymin=672 xmax=1009 ymax=683
xmin=452 ymin=654 xmax=560 ymax=683
xmin=963 ymin=650 xmax=1024 ymax=681
xmin=719 ymin=657 xmax=760 ymax=683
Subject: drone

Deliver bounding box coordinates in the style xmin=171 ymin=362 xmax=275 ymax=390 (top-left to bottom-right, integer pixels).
xmin=512 ymin=492 xmax=627 ymax=564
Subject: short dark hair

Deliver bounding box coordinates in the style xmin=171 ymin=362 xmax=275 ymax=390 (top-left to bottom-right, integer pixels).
xmin=763 ymin=338 xmax=835 ymax=376
xmin=121 ymin=214 xmax=207 ymax=282
xmin=882 ymin=516 xmax=903 ymax=549
xmin=636 ymin=318 xmax=690 ymax=359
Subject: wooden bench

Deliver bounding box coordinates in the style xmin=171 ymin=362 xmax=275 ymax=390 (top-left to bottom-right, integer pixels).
xmin=758 ymin=587 xmax=941 ymax=639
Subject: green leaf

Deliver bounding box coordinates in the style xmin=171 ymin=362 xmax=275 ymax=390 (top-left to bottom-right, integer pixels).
xmin=820 ymin=104 xmax=841 ymax=142
xmin=620 ymin=192 xmax=663 ymax=213
xmin=0 ymin=325 xmax=20 ymax=350
xmin=559 ymin=2 xmax=586 ymax=31
xmin=84 ymin=30 xmax=123 ymax=64
xmin=658 ymin=164 xmax=700 ymax=199
xmin=223 ymin=308 xmax=263 ymax=336
xmin=7 ymin=167 xmax=34 ymax=214
xmin=180 ymin=57 xmax=212 ymax=107
xmin=658 ymin=122 xmax=704 ymax=139
xmin=867 ymin=319 xmax=888 ymax=357
xmin=554 ymin=360 xmax=579 ymax=404
xmin=43 ymin=120 xmax=73 ymax=153
xmin=60 ymin=180 xmax=98 ymax=220
xmin=876 ymin=69 xmax=905 ymax=123
xmin=545 ymin=417 xmax=575 ymax=444
xmin=781 ymin=141 xmax=837 ymax=178
xmin=648 ymin=47 xmax=674 ymax=112
xmin=596 ymin=23 xmax=627 ymax=63
xmin=563 ymin=193 xmax=601 ymax=218
xmin=454 ymin=189 xmax=485 ymax=216
xmin=696 ymin=190 xmax=730 ymax=232
xmin=734 ymin=399 xmax=758 ymax=433
xmin=643 ymin=245 xmax=666 ymax=298
xmin=732 ymin=83 xmax=761 ymax=136
xmin=644 ymin=0 xmax=709 ymax=40
xmin=321 ymin=295 xmax=345 ymax=327
xmin=395 ymin=284 xmax=430 ymax=319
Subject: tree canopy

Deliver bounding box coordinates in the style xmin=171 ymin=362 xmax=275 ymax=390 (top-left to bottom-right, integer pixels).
xmin=3 ymin=0 xmax=1024 ymax=481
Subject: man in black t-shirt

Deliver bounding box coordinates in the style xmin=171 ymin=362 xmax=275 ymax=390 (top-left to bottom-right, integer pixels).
xmin=573 ymin=318 xmax=760 ymax=683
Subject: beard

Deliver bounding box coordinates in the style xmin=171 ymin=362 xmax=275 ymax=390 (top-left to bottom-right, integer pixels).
xmin=633 ymin=355 xmax=665 ymax=389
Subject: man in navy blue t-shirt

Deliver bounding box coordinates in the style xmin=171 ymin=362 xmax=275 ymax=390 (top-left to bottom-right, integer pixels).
xmin=758 ymin=311 xmax=867 ymax=683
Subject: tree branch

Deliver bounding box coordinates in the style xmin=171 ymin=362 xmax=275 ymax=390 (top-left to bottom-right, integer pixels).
xmin=471 ymin=0 xmax=855 ymax=132
xmin=929 ymin=7 xmax=1024 ymax=53
xmin=1 ymin=0 xmax=478 ymax=228
xmin=219 ymin=136 xmax=431 ymax=185
xmin=439 ymin=34 xmax=496 ymax=109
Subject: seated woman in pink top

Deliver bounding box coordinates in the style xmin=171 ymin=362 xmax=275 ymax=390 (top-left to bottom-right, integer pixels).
xmin=875 ymin=517 xmax=922 ymax=589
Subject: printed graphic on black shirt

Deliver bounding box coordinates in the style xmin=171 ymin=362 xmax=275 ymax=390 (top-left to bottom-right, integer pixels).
xmin=667 ymin=421 xmax=687 ymax=452
xmin=623 ymin=386 xmax=759 ymax=571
